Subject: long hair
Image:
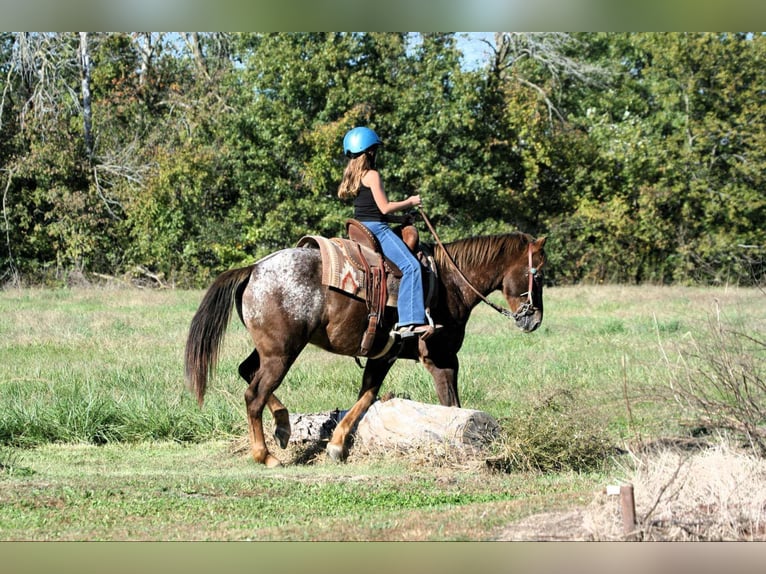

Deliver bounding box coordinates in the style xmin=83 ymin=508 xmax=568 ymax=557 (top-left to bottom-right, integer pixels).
xmin=337 ymin=148 xmax=377 ymax=200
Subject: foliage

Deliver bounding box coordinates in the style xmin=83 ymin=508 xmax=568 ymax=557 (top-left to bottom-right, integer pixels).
xmin=547 ymin=32 xmax=766 ymax=285
xmin=0 ymin=32 xmax=763 ymax=287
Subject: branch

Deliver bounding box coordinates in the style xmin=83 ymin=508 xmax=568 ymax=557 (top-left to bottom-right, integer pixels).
xmin=640 ymin=453 xmax=691 ymax=526
xmin=183 ymin=32 xmax=211 ymax=81
xmin=491 ymin=32 xmax=611 ymax=123
xmin=0 ymin=44 xmax=16 ymax=131
xmin=91 ymin=167 xmax=122 ymax=221
xmin=1 ymin=167 xmax=19 ymax=286
xmin=135 ymin=265 xmax=169 ymax=288
xmin=514 ymin=76 xmax=566 ymax=123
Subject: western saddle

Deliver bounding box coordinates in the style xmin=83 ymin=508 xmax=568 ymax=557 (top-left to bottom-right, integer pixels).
xmin=298 ymin=219 xmax=436 ymax=357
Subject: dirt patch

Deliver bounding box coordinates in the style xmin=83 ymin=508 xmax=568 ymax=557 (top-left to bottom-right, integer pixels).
xmin=495 ymin=509 xmax=593 ymax=541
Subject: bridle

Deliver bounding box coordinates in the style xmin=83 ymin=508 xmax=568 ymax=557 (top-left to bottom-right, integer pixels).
xmin=513 ymin=242 xmax=539 ymax=319
xmin=417 ymin=207 xmax=539 ymax=321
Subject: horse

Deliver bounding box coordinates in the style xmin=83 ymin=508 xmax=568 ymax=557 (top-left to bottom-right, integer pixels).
xmin=184 ymin=230 xmax=546 ymax=467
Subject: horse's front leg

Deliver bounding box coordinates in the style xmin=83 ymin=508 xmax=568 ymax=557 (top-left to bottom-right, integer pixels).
xmin=326 ymin=357 xmax=394 ymax=462
xmin=420 ymin=340 xmax=461 ymax=407
xmin=267 ymin=394 xmax=291 ymax=449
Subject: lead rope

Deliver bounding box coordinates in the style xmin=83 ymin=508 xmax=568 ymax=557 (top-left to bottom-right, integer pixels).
xmin=417 ymin=206 xmax=528 ymax=320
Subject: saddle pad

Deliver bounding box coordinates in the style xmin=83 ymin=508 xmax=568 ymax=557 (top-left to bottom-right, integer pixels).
xmin=297 ymin=235 xmax=398 ymax=307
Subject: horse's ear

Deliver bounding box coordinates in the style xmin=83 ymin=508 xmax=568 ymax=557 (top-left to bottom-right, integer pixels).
xmin=534 ymin=236 xmax=547 ymax=249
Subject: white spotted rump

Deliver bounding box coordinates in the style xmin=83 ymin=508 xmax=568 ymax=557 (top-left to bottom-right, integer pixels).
xmin=241 ymin=248 xmax=324 ymax=326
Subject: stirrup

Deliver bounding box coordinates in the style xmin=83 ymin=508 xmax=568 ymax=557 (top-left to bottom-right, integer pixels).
xmin=393 ymin=323 xmax=442 ymax=340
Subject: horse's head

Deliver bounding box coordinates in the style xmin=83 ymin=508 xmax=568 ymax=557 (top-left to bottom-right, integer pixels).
xmin=502 ymin=236 xmax=546 ymax=332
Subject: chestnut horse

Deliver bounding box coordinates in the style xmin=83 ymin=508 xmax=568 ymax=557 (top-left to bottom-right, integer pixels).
xmin=184 ymin=231 xmax=546 ymax=467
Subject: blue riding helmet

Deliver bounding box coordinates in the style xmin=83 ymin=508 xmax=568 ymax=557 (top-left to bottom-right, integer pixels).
xmin=343 ymin=127 xmax=383 ymax=158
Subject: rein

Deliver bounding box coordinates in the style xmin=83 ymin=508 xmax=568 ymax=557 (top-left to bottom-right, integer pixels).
xmin=417 ymin=207 xmax=536 ymax=321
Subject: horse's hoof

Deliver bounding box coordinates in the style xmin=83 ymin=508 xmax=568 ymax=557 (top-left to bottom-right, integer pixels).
xmin=326 ymin=443 xmax=346 ymax=463
xmin=253 ymin=449 xmax=282 ymax=468
xmin=274 ymin=426 xmax=291 ymax=449
xmin=265 ymin=454 xmax=282 ymax=468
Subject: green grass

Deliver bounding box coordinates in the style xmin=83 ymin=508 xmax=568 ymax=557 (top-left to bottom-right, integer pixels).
xmin=0 ymin=284 xmax=763 ymax=540
xmin=1 ymin=284 xmax=762 ymax=447
xmin=0 ymin=440 xmax=596 ymax=540
xmin=0 ymin=288 xmax=243 ymax=446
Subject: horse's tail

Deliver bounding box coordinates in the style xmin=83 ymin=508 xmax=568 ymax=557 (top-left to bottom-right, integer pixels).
xmin=184 ymin=265 xmax=254 ymax=406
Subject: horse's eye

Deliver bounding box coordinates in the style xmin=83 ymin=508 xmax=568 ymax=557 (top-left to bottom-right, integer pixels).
xmin=529 ymin=267 xmax=537 ymax=276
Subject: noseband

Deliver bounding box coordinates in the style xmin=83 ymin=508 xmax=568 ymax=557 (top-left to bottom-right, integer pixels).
xmin=418 ymin=208 xmax=539 ymax=322
xmin=511 ymin=242 xmax=538 ymax=320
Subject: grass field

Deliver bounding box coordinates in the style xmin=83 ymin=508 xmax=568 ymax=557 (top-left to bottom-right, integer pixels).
xmin=0 ymin=284 xmax=763 ymax=540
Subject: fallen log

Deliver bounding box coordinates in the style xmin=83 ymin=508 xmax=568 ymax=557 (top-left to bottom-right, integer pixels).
xmin=288 ymin=397 xmax=500 ymax=455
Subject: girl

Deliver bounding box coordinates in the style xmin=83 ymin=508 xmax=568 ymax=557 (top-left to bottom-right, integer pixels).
xmin=337 ymin=126 xmax=436 ymax=339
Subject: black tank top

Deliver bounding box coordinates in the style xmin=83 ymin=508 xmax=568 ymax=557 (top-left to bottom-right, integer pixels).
xmin=354 ymin=184 xmax=387 ymax=222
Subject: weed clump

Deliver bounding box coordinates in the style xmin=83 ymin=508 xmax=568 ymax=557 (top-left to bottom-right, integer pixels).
xmin=0 ymin=446 xmax=34 ymax=476
xmin=488 ymin=389 xmax=616 ymax=473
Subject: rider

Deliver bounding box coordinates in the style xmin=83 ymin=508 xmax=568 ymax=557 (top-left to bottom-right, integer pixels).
xmin=337 ymin=126 xmax=438 ymax=339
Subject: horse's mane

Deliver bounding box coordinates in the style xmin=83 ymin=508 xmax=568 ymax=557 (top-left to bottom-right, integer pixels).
xmin=432 ymin=232 xmax=532 ymax=272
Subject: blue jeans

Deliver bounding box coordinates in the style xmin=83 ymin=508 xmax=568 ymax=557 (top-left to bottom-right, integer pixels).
xmin=362 ymin=221 xmax=426 ymax=326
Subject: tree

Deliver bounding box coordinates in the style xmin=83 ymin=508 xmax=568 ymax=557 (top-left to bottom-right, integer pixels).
xmin=559 ymin=33 xmax=765 ymax=284
xmin=79 ymin=32 xmax=93 ymax=163
xmin=458 ymin=32 xmax=614 ymax=245
xmin=0 ymin=32 xmax=762 ymax=287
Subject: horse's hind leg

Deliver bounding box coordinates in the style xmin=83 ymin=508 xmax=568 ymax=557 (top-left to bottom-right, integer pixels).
xmin=239 ymin=350 xmax=291 ymax=450
xmin=327 ymin=357 xmax=394 ymax=462
xmin=243 ymin=354 xmax=295 ymax=467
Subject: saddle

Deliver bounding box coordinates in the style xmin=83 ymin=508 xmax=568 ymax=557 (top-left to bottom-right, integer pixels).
xmin=297 ymin=219 xmax=437 ymax=357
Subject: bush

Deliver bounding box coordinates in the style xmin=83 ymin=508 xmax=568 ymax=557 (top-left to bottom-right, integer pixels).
xmin=489 ymin=389 xmax=616 ymax=473
xmin=660 ymin=296 xmax=766 ymax=455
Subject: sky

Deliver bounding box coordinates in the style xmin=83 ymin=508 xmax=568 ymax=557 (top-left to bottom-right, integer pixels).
xmin=457 ymin=33 xmax=496 ymax=70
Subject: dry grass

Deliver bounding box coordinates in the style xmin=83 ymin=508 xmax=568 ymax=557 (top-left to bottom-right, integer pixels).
xmin=585 ymin=440 xmax=766 ymax=541
xmin=497 ymin=439 xmax=766 ymax=541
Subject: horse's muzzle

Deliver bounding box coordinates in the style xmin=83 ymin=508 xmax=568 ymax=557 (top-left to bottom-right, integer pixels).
xmin=513 ymin=304 xmax=543 ymax=332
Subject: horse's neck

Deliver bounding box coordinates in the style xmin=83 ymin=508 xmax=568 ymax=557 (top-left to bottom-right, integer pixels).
xmin=437 ymin=244 xmax=504 ymax=309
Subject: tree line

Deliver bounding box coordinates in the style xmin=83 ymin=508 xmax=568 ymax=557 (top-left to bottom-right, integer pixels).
xmin=1 ymin=32 xmax=763 ymax=287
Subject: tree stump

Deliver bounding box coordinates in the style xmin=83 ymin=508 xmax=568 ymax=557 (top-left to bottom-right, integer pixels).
xmin=288 ymin=398 xmax=500 ymax=456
